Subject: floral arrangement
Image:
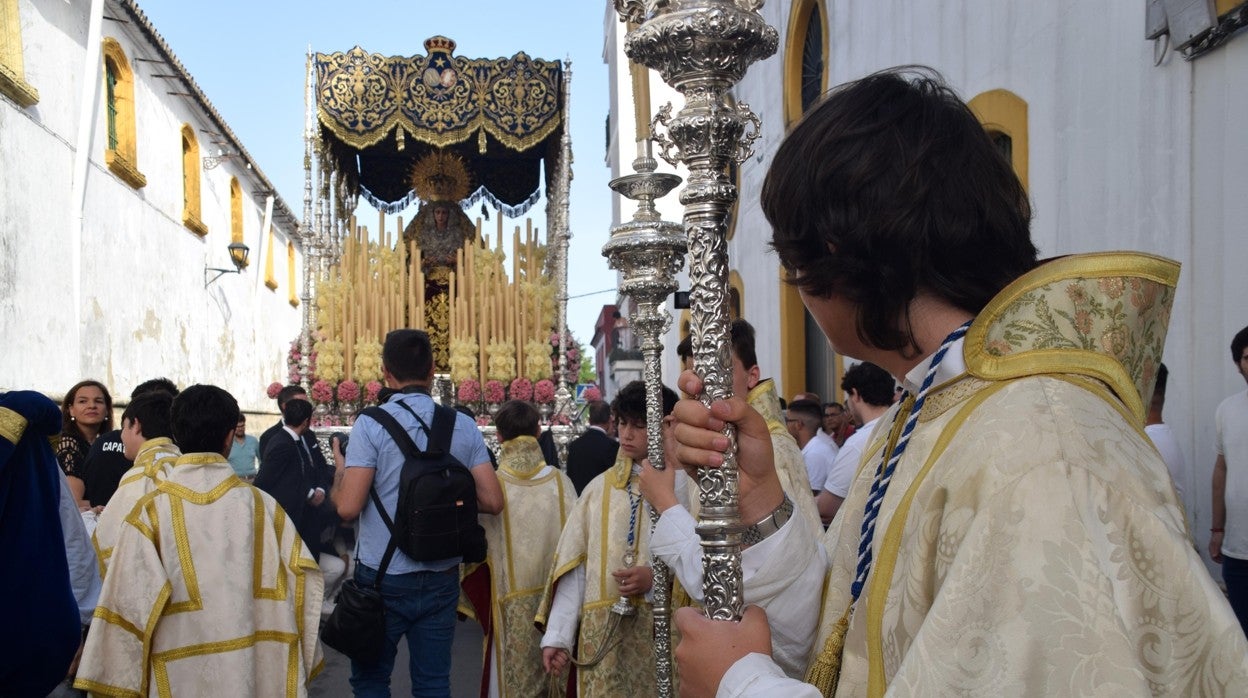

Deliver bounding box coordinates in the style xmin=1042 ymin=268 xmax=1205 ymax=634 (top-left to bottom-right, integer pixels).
xmin=486 ymin=341 xmax=517 ymax=381
xmin=287 ymin=338 xmax=317 ymax=384
xmin=266 ymin=382 xmax=283 ymax=400
xmin=365 ymin=380 xmax=383 ymax=404
xmin=353 ymin=339 xmax=383 ymax=383
xmin=449 ymin=338 xmax=480 ymax=384
xmin=508 ymin=377 xmax=533 ymax=401
xmin=582 ymin=385 xmax=602 ymax=403
xmin=314 ymin=338 xmax=345 ymax=383
xmin=550 ymin=413 xmax=571 ymax=426
xmin=457 ymin=378 xmax=481 ymax=403
xmin=483 ymin=379 xmax=505 ymax=404
xmin=336 ymin=380 xmax=360 ymax=404
xmin=549 ymin=330 xmax=582 ymax=383
xmin=534 ymin=379 xmax=556 ymax=405
xmin=524 ymin=339 xmax=552 ymax=381
xmin=309 ymin=379 xmax=334 ymax=404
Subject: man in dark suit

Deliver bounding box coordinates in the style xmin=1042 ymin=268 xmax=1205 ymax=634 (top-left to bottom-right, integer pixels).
xmin=255 ymin=398 xmax=345 ymax=614
xmin=565 ymin=400 xmax=618 ymax=495
xmin=258 ymin=384 xmax=308 ymax=457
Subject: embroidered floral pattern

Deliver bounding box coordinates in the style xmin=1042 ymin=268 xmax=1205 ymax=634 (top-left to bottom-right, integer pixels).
xmin=977 ymin=276 xmax=1174 ymax=411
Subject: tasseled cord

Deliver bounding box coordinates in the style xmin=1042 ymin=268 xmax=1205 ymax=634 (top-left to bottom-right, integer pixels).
xmin=805 ymin=607 xmax=851 ymax=697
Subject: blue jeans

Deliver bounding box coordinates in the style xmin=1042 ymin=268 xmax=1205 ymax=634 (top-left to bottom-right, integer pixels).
xmin=348 ymin=563 xmax=460 ymax=697
xmin=1224 ymin=554 xmax=1248 ymax=634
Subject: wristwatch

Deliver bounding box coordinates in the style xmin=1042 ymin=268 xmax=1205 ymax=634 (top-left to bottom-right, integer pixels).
xmin=742 ymin=495 xmax=794 ymax=547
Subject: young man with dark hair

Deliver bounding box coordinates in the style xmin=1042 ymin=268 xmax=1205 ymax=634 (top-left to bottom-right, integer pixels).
xmin=817 ymin=362 xmax=895 ymax=524
xmin=463 ymin=400 xmax=576 ymax=697
xmin=76 ymin=385 xmax=323 ymax=695
xmin=79 ymin=378 xmax=178 ymax=506
xmin=785 ymin=399 xmax=836 ymax=495
xmin=91 ymin=390 xmax=180 ymax=577
xmin=565 ymin=399 xmax=619 ymax=495
xmin=332 ymin=329 xmax=503 ymax=695
xmin=537 ymin=380 xmax=681 ymax=695
xmin=259 ymin=384 xmax=311 ymax=456
xmin=1212 ymin=325 xmax=1248 ymax=632
xmin=669 ymin=67 xmax=1246 ymax=695
xmin=256 ymin=398 xmax=345 ymax=617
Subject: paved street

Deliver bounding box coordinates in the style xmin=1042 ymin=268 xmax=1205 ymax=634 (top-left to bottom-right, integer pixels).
xmin=310 ymin=618 xmax=484 ymax=697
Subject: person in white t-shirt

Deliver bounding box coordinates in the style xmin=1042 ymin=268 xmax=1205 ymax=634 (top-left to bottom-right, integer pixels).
xmin=817 ymin=362 xmax=894 ymax=525
xmin=1145 ymin=363 xmax=1188 ymax=503
xmin=1212 ymin=325 xmax=1248 ymax=631
xmin=785 ymin=399 xmax=838 ymax=494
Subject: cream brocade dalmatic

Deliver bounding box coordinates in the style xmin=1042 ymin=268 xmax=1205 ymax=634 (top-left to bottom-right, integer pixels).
xmin=536 ymin=451 xmax=656 ymax=696
xmin=810 ymin=253 xmax=1248 ymax=696
xmin=92 ymin=437 xmax=180 ymax=579
xmin=473 ymin=436 xmax=577 ymax=698
xmin=75 ymin=453 xmax=324 ymax=698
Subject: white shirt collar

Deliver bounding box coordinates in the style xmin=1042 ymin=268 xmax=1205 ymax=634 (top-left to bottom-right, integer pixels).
xmin=901 ymin=337 xmax=967 ymax=395
xmin=282 ymin=425 xmax=301 ymax=442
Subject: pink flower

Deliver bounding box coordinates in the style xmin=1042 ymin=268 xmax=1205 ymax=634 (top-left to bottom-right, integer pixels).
xmin=509 ymin=378 xmax=533 ymax=402
xmin=475 ymin=415 xmax=491 ymax=427
xmin=310 ymin=380 xmax=334 ymax=404
xmin=365 ymin=380 xmax=383 ymax=403
xmin=336 ymin=380 xmax=360 ymax=403
xmin=534 ymin=379 xmax=556 ymax=404
xmin=457 ymin=379 xmax=481 ymax=403
xmin=266 ymin=382 xmax=283 ymax=399
xmin=583 ymin=385 xmax=602 ymax=402
xmin=484 ymin=380 xmax=505 ymax=404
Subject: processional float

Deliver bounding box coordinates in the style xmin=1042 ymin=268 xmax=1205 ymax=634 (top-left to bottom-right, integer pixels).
xmin=607 ymin=1 xmax=778 ymax=693
xmin=295 ymin=37 xmax=581 ymax=447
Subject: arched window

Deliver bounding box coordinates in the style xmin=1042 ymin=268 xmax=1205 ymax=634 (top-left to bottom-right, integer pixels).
xmin=101 ymin=38 xmax=145 ymax=189
xmin=969 ymin=89 xmax=1029 ymax=193
xmin=264 ymin=226 xmax=278 ymax=290
xmin=180 ymin=124 xmax=207 ymax=235
xmin=0 ymin=0 xmax=38 ymax=106
xmin=781 ymin=0 xmax=834 ymax=399
xmin=783 ymin=0 xmax=828 ymax=126
xmin=287 ymin=240 xmax=299 ymax=307
xmin=229 ymin=177 xmax=247 ymax=265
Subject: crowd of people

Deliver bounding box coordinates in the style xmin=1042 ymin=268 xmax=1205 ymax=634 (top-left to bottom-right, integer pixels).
xmin=5 ymin=65 xmax=1248 ymax=697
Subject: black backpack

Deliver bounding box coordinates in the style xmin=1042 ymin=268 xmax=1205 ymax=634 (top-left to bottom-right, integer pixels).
xmin=360 ymin=402 xmax=487 ymax=564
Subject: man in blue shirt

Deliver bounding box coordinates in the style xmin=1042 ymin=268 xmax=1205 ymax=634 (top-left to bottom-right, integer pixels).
xmin=331 ymin=329 xmax=503 ymax=696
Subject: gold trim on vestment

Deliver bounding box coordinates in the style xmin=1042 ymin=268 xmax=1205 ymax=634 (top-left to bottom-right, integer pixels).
xmin=92 ymin=605 xmax=144 ymax=640
xmin=964 ymin=252 xmax=1179 ymax=425
xmin=0 ymin=406 xmax=27 ymax=444
xmin=150 ymin=630 xmax=301 ymax=698
xmin=256 ymin=490 xmax=290 ymax=601
xmin=864 ymin=382 xmax=1010 ymax=697
xmin=165 ymin=496 xmax=204 ymax=614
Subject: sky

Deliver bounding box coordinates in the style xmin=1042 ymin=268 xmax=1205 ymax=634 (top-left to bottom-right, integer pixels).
xmin=139 ymin=0 xmax=619 ymax=350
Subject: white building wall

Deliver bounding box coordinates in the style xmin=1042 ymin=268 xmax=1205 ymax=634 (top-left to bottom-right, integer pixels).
xmin=606 ymin=1 xmax=1248 ymax=577
xmin=0 ymin=0 xmax=304 ymax=413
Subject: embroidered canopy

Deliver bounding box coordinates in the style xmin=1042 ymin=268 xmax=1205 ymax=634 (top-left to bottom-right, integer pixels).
xmin=315 ymin=37 xmax=564 ymax=214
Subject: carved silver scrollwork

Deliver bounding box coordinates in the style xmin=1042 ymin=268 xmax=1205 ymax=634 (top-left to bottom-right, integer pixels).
xmin=615 ymin=0 xmax=778 ymax=624
xmin=604 ymin=142 xmax=685 ymax=698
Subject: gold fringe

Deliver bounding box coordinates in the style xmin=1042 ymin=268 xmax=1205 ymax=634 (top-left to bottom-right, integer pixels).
xmin=805 ymin=607 xmax=851 ymax=697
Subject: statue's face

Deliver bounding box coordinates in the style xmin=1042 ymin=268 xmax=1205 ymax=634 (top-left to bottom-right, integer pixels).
xmin=434 ymin=207 xmax=449 ymax=228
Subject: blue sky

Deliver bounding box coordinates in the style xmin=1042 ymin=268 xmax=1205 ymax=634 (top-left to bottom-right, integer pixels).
xmin=140 ymin=0 xmax=619 ymax=348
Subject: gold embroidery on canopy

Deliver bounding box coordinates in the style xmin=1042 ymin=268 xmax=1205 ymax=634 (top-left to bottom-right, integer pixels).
xmin=0 ymin=406 xmax=26 ymax=443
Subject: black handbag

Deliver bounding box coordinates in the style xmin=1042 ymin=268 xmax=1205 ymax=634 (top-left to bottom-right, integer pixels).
xmin=320 ymin=489 xmax=397 ymax=664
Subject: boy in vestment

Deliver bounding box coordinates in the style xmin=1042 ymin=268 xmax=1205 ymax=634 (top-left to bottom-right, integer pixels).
xmin=75 ymin=385 xmax=323 ymax=696
xmin=536 ymin=380 xmax=681 ymax=695
xmin=91 ymin=390 xmax=180 ymax=578
xmin=462 ymin=399 xmax=577 ymax=697
xmin=668 ymin=67 xmax=1248 ymax=696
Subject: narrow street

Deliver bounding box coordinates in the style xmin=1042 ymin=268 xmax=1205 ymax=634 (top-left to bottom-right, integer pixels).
xmin=310 ymin=618 xmax=484 ymax=697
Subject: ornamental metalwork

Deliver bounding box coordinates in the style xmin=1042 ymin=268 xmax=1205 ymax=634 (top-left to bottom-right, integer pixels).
xmin=614 ymin=0 xmax=778 ymax=622
xmin=603 ymin=141 xmax=685 ymax=698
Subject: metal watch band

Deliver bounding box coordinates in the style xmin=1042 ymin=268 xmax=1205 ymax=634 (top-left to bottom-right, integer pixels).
xmin=741 ymin=495 xmax=794 ymax=547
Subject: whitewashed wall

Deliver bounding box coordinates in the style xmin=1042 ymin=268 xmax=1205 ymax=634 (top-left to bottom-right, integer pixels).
xmin=0 ymin=0 xmax=304 ymax=413
xmin=607 ymin=1 xmax=1248 ymax=578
